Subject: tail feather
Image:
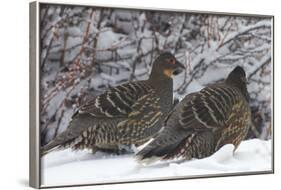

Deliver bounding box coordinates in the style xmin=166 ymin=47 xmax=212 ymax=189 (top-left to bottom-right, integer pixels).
xmin=41 ymin=131 xmax=71 ymax=156
xmin=41 ymin=114 xmax=93 ymax=156
xmin=136 ymin=128 xmax=188 ymax=164
xmin=136 ymin=142 xmax=183 ymax=165
xmin=41 ymin=144 xmax=61 ymax=157
xmin=136 ymin=140 xmax=181 ymax=159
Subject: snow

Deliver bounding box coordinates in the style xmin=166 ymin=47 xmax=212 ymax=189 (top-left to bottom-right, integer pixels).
xmin=41 ymin=139 xmax=272 ymax=187
xmin=95 ymin=29 xmax=126 ymax=60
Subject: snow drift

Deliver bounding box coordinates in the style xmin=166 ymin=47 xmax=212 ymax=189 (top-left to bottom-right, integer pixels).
xmin=41 ymin=139 xmax=272 ymax=187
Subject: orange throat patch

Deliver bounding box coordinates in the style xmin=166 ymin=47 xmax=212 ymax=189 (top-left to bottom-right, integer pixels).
xmin=164 ymin=69 xmax=173 ymax=77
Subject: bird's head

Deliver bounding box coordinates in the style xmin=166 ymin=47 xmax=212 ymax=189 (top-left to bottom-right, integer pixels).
xmin=225 ymin=66 xmax=250 ymax=102
xmin=150 ymin=52 xmax=185 ymax=79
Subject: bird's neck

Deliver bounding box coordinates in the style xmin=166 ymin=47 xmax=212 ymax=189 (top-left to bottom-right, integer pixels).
xmin=148 ymin=68 xmax=174 ymax=109
xmin=149 ymin=73 xmax=174 ymax=103
xmin=149 ymin=72 xmax=173 ymax=87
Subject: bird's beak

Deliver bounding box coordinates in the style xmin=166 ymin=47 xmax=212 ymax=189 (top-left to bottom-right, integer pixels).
xmin=176 ymin=60 xmax=185 ymax=69
xmin=173 ymin=60 xmax=185 ymax=75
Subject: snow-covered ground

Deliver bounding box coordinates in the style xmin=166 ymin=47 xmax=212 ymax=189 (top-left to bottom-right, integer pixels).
xmin=41 ymin=139 xmax=272 ymax=187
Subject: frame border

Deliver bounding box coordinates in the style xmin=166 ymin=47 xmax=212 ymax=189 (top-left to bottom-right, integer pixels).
xmin=30 ymin=1 xmax=40 ymax=188
xmin=29 ymin=1 xmax=274 ymax=188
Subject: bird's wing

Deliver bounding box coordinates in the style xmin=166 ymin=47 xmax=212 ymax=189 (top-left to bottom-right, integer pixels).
xmin=78 ymin=81 xmax=152 ymax=118
xmin=178 ymin=84 xmax=240 ymax=130
xmin=117 ymin=90 xmax=163 ymax=143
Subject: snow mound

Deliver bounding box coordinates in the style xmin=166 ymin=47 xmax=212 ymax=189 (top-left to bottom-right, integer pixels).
xmin=41 ymin=139 xmax=272 ymax=187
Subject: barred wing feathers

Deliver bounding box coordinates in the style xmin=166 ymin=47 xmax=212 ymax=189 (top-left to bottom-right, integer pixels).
xmin=79 ymin=81 xmax=152 ymax=118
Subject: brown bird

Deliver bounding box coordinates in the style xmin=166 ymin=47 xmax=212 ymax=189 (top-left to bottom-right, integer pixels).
xmin=136 ymin=66 xmax=252 ymax=163
xmin=42 ymin=52 xmax=185 ymax=156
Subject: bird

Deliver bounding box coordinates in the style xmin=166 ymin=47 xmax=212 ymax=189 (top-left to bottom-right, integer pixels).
xmin=136 ymin=66 xmax=252 ymax=163
xmin=41 ymin=52 xmax=185 ymax=156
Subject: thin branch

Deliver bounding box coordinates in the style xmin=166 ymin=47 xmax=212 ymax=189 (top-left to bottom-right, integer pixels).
xmin=217 ymin=21 xmax=271 ymax=51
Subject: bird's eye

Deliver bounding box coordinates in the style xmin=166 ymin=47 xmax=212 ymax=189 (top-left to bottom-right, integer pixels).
xmin=167 ymin=58 xmax=176 ymax=65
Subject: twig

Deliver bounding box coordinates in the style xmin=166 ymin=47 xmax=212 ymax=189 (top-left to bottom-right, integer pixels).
xmin=216 ymin=21 xmax=271 ymax=51
xmin=248 ymin=57 xmax=271 ymax=80
xmin=91 ymin=9 xmax=104 ymax=66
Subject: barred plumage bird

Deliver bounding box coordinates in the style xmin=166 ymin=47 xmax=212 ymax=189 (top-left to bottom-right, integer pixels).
xmin=136 ymin=66 xmax=252 ymax=163
xmin=42 ymin=52 xmax=185 ymax=156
